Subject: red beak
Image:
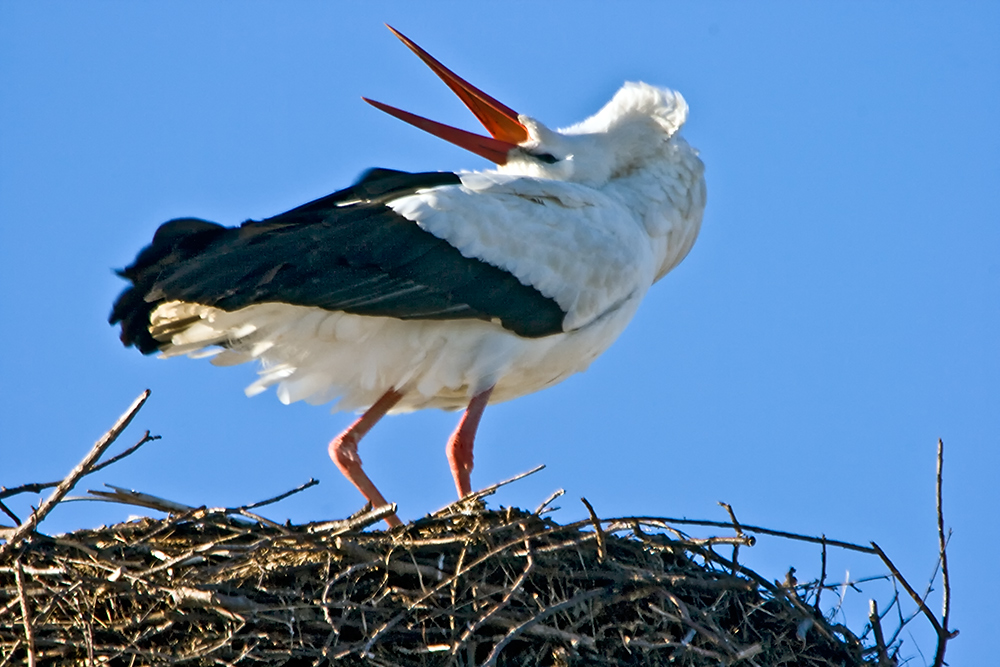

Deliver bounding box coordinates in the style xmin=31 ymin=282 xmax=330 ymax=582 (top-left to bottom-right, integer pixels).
xmin=364 ymin=26 xmax=529 ymax=165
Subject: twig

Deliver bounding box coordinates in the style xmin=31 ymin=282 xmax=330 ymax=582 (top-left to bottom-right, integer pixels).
xmin=85 ymin=484 xmax=197 ymax=514
xmin=870 ymin=542 xmax=941 ymax=637
xmin=0 ymin=428 xmax=159 ymax=501
xmin=881 ymin=589 xmax=909 ymax=648
xmin=232 ymin=509 xmax=288 ymax=531
xmin=653 ymin=592 xmax=747 ymax=659
xmin=0 ymin=390 xmax=150 ymax=559
xmin=173 ymin=621 xmax=247 ymax=661
xmin=361 ymin=518 xmax=550 ymax=656
xmin=488 ymin=613 xmax=596 ymax=649
xmin=14 ymin=561 xmax=35 ymax=667
xmin=520 ymin=531 xmax=598 ymax=556
xmin=580 ymin=497 xmax=605 ymax=562
xmin=435 ymin=464 xmax=546 ymax=515
xmin=815 ymin=536 xmax=828 ymax=611
xmin=307 ymin=503 xmax=398 ymax=535
xmin=453 ymin=545 xmax=535 ymax=652
xmin=681 ymin=535 xmax=755 ymax=547
xmin=934 ymin=438 xmax=956 ymax=667
xmin=718 ymin=501 xmax=753 ymax=573
xmin=868 ymin=599 xmax=890 ymax=666
xmin=0 ymin=499 xmax=19 ymax=526
xmin=601 ymin=515 xmax=877 ymax=554
xmin=91 ymin=480 xmax=311 ymax=531
xmin=623 ymin=635 xmax=727 ymax=660
xmin=718 ymin=501 xmax=744 ymax=536
xmin=482 ymin=589 xmax=604 ymax=667
xmin=869 ymin=440 xmax=956 ymax=667
xmin=936 ymin=439 xmax=951 ymax=625
xmin=229 ymin=478 xmax=319 ymax=512
xmin=533 ymin=489 xmax=564 ymax=515
xmin=89 ymin=431 xmax=160 ymax=475
xmin=466 ymin=463 xmax=545 ymax=501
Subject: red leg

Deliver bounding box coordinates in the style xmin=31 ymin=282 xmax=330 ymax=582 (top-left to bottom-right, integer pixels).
xmin=446 ymin=386 xmax=495 ymax=498
xmin=328 ymin=388 xmax=405 ymax=528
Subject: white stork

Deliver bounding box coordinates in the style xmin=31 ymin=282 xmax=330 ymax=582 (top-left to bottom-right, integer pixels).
xmin=111 ymin=26 xmax=706 ymax=527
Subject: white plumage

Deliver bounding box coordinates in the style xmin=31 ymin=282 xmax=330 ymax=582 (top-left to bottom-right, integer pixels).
xmin=153 ymin=83 xmax=705 ymax=414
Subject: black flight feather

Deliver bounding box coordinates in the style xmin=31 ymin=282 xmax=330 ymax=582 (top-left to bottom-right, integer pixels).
xmin=110 ymin=169 xmax=567 ymax=354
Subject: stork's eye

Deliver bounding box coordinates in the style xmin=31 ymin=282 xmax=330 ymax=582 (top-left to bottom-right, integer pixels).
xmin=531 ymin=152 xmax=559 ymax=164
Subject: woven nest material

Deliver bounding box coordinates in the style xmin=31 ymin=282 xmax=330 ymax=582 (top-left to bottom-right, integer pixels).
xmin=1 ymin=499 xmax=877 ymax=667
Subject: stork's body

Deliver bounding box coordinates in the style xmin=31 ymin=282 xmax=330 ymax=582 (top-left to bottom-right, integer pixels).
xmin=111 ymin=28 xmax=706 ymax=526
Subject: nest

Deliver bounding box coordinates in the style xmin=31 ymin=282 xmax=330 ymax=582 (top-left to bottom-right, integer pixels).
xmin=2 ymin=499 xmax=879 ymax=666
xmin=1 ymin=392 xmax=953 ymax=666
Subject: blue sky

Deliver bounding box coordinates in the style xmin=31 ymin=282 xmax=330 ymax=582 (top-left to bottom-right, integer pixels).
xmin=2 ymin=3 xmax=996 ymax=662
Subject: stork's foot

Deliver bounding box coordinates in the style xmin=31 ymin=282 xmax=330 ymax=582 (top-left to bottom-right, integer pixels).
xmin=328 ymin=389 xmax=405 ymax=528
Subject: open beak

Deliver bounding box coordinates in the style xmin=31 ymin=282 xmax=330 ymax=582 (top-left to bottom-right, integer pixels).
xmin=363 ymin=25 xmax=529 ymax=165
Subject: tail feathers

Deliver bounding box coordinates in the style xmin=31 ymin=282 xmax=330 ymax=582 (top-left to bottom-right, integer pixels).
xmin=110 ymin=218 xmax=225 ymax=354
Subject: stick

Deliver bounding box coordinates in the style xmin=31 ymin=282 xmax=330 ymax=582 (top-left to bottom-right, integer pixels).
xmin=0 ymin=499 xmax=19 ymax=526
xmin=463 ymin=464 xmax=546 ymax=502
xmin=230 ymin=478 xmax=319 ymax=512
xmin=0 ymin=390 xmax=150 ymax=560
xmin=870 ymin=542 xmax=942 ymax=637
xmin=85 ymin=484 xmax=197 ymax=514
xmin=718 ymin=501 xmax=744 ymax=536
xmin=0 ymin=429 xmax=159 ymax=501
xmin=361 ymin=518 xmax=551 ymax=656
xmin=868 ymin=599 xmax=890 ymax=666
xmin=933 ymin=438 xmax=956 ymax=667
xmin=482 ymin=589 xmax=604 ymax=667
xmin=454 ymin=546 xmax=535 ymax=651
xmin=580 ymin=497 xmax=606 ymax=562
xmin=718 ymin=501 xmax=753 ymax=573
xmin=307 ymin=503 xmax=398 ymax=534
xmin=433 ymin=464 xmax=546 ymax=516
xmin=814 ymin=536 xmax=828 ymax=611
xmin=533 ymin=489 xmax=564 ymax=515
xmin=14 ymin=561 xmax=35 ymax=667
xmin=594 ymin=515 xmax=877 ymax=554
xmin=89 ymin=431 xmax=160 ymax=475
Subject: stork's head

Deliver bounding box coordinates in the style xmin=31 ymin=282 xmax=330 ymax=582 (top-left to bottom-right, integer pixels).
xmin=365 ymin=27 xmax=691 ymax=188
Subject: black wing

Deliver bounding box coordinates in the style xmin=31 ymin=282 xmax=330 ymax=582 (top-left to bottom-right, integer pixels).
xmin=111 ymin=169 xmax=567 ymax=354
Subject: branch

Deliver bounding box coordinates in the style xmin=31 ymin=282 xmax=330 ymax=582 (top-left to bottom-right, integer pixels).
xmin=814 ymin=536 xmax=828 ymax=611
xmin=0 ymin=390 xmax=150 ymax=560
xmin=483 ymin=589 xmax=604 ymax=667
xmin=85 ymin=484 xmax=196 ymax=514
xmin=593 ymin=515 xmax=876 ymax=555
xmin=580 ymin=497 xmax=606 ymax=562
xmin=454 ymin=542 xmax=535 ymax=653
xmin=0 ymin=499 xmax=20 ymax=526
xmin=933 ymin=438 xmax=956 ymax=667
xmin=868 ymin=599 xmax=890 ymax=667
xmin=433 ymin=464 xmax=546 ymax=516
xmin=307 ymin=503 xmax=399 ymax=535
xmin=228 ymin=478 xmax=319 ymax=512
xmin=869 ymin=543 xmax=942 ymax=638
xmin=89 ymin=431 xmax=160 ymax=475
xmin=464 ymin=464 xmax=546 ymax=503
xmin=533 ymin=488 xmax=564 ymax=515
xmin=718 ymin=501 xmax=754 ymax=573
xmin=14 ymin=561 xmax=35 ymax=667
xmin=0 ymin=429 xmax=159 ymax=501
